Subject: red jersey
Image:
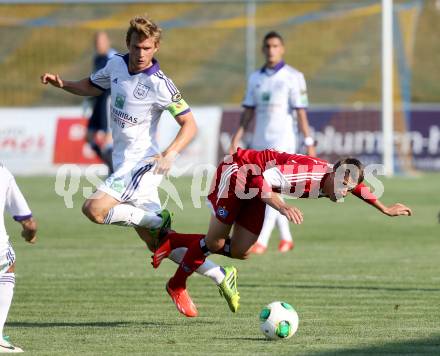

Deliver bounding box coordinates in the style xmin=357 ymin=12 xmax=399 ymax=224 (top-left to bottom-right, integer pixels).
xmin=208 ymin=148 xmax=378 ymax=235
xmin=232 ymin=148 xmax=377 ymax=204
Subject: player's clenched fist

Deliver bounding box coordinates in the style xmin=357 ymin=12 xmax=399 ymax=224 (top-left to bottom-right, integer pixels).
xmin=40 ymin=73 xmax=64 ymax=88
xmin=20 ymin=217 xmax=38 ymax=244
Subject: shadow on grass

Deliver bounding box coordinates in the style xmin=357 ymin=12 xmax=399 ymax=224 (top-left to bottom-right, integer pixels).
xmin=215 ymin=336 xmax=268 ymax=342
xmin=309 ymin=335 xmax=440 ymax=356
xmin=8 ymin=320 xmax=216 ymax=328
xmin=241 ymin=283 xmax=440 ymax=293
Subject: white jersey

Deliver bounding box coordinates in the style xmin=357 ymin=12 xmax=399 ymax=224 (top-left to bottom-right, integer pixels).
xmin=90 ymin=55 xmax=190 ymax=171
xmin=242 ymin=61 xmax=309 ymax=152
xmin=0 ymin=164 xmax=32 ymax=250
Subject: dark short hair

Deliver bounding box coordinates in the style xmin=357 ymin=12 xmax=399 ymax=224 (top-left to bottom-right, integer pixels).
xmin=333 ymin=157 xmax=364 ymax=186
xmin=263 ymin=31 xmax=284 ymax=45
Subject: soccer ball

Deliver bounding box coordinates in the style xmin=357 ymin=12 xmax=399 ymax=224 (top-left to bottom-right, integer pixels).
xmin=259 ymin=301 xmax=299 ymax=340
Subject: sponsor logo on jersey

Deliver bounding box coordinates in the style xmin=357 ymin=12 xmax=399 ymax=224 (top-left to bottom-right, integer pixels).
xmin=262 ymin=92 xmax=271 ymax=102
xmin=110 ymin=179 xmax=125 ymax=193
xmin=112 ymin=78 xmax=118 ymax=84
xmin=133 ymin=80 xmax=150 ymax=100
xmin=115 ymin=93 xmax=126 ymax=109
xmin=111 ymin=107 xmax=140 ymax=128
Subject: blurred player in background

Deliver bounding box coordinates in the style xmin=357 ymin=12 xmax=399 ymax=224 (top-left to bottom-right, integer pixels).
xmin=86 ymin=31 xmax=117 ymax=174
xmin=153 ymin=149 xmax=412 ymax=317
xmin=40 ymin=15 xmax=237 ymax=315
xmin=229 ymin=31 xmax=316 ymax=255
xmin=0 ymin=164 xmax=37 ymax=353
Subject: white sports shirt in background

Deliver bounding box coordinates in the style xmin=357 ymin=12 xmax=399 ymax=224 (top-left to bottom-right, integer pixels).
xmin=0 ymin=164 xmax=32 ymax=250
xmin=90 ymin=55 xmax=191 ymax=172
xmin=242 ymin=61 xmax=309 ymax=152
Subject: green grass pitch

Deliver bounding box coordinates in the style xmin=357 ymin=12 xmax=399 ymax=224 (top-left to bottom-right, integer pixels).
xmin=4 ymin=174 xmax=440 ymax=355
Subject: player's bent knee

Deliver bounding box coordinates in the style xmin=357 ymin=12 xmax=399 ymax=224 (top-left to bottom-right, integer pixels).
xmin=230 ymin=249 xmax=250 ymax=260
xmin=205 ymin=239 xmax=225 ymax=254
xmin=81 ymin=200 xmax=106 ymax=224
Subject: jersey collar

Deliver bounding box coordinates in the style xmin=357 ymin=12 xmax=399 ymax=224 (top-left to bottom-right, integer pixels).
xmin=260 ymin=60 xmax=285 ymax=75
xmin=123 ymin=54 xmax=160 ymax=76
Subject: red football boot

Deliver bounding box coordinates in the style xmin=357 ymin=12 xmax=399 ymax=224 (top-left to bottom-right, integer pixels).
xmin=278 ymin=240 xmax=294 ymax=253
xmin=151 ymin=237 xmax=172 ymax=269
xmin=250 ymin=242 xmax=267 ymax=255
xmin=166 ymin=280 xmax=198 ymax=317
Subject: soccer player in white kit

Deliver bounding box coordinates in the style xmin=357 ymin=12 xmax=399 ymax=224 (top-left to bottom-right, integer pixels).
xmin=41 ymin=16 xmax=236 ymax=308
xmin=230 ymin=31 xmax=316 ymax=254
xmin=0 ymin=164 xmax=37 ymax=353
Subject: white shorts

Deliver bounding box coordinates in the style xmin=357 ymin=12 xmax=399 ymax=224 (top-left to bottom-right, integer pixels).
xmin=0 ymin=242 xmax=15 ymax=275
xmin=97 ymin=162 xmax=163 ymax=212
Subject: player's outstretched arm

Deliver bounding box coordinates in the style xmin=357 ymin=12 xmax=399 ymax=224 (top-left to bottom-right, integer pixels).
xmin=229 ymin=107 xmax=255 ymax=154
xmin=261 ymin=192 xmax=303 ymax=224
xmin=351 ymin=183 xmax=412 ymax=217
xmin=40 ymin=74 xmax=103 ymax=97
xmin=154 ymin=111 xmax=198 ymax=175
xmin=20 ymin=217 xmax=37 ymax=244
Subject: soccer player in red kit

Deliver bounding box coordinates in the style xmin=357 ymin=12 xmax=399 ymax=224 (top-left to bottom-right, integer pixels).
xmin=154 ymin=148 xmax=412 ymax=317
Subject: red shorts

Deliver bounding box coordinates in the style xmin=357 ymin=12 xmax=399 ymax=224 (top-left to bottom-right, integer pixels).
xmin=207 ymin=160 xmax=266 ymax=235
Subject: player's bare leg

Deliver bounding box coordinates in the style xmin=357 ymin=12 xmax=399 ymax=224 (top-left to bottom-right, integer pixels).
xmin=83 ymin=191 xmax=171 ymax=259
xmin=230 ymin=224 xmax=259 ymax=260
xmin=134 ymin=227 xmax=156 ymax=251
xmin=203 ymin=216 xmax=232 ymax=253
xmin=82 ymin=193 xmax=226 ymax=292
xmin=82 ymin=190 xmax=119 ymax=224
xmin=82 ymin=190 xmax=163 ymax=231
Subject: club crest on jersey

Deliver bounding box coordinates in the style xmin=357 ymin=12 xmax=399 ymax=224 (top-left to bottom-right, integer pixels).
xmin=133 ymin=81 xmax=150 ymax=100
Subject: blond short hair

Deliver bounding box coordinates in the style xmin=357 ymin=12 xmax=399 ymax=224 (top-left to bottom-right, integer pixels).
xmin=126 ymin=15 xmax=162 ymax=45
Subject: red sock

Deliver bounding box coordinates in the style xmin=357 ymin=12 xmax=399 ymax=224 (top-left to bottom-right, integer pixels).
xmin=167 ymin=232 xmax=204 ymax=249
xmin=169 ymin=236 xmax=207 ymax=290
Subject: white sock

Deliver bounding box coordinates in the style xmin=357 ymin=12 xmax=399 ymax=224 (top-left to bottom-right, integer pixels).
xmin=0 ymin=273 xmax=15 ymax=339
xmin=257 ymin=205 xmax=279 ymax=247
xmin=168 ymin=247 xmax=225 ymax=285
xmin=276 ymin=214 xmax=293 ymax=242
xmin=103 ymin=204 xmax=162 ymax=228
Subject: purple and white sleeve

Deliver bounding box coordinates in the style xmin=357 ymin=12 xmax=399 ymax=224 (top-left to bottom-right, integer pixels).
xmin=89 ymin=60 xmax=112 ymax=91
xmin=155 ymin=74 xmax=191 ymax=117
xmin=5 ymin=174 xmax=32 ymax=222
xmin=289 ymin=72 xmax=309 ymax=110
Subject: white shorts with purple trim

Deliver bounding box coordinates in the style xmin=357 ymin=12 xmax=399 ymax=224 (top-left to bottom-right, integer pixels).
xmin=97 ymin=161 xmax=163 ymax=213
xmin=0 ymin=242 xmax=16 ymax=275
